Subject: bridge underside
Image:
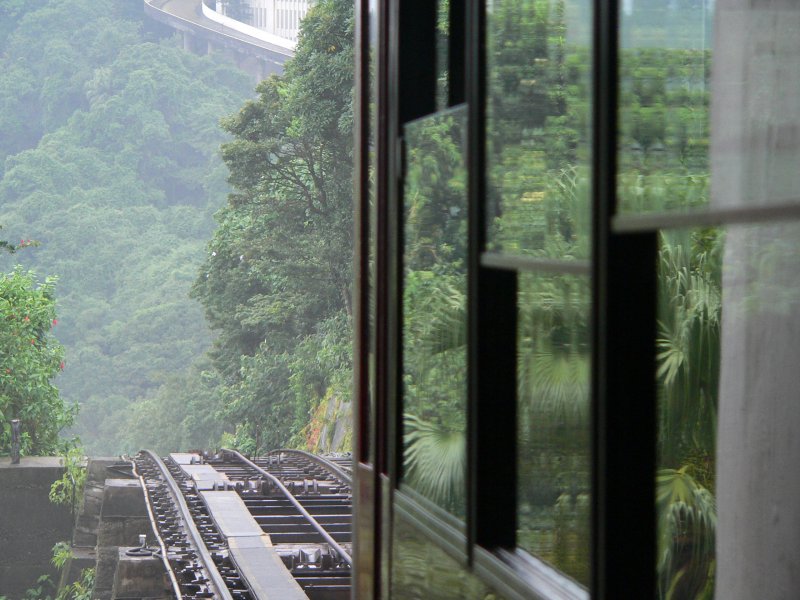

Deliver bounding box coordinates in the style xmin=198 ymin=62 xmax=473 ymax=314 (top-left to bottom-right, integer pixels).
xmin=144 ymin=0 xmax=292 ymax=80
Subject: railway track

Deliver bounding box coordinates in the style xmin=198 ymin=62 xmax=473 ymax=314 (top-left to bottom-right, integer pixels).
xmin=133 ymin=449 xmax=352 ymax=600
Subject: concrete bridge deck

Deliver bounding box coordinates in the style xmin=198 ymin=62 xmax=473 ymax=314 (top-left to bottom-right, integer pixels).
xmin=144 ymin=0 xmax=294 ymax=77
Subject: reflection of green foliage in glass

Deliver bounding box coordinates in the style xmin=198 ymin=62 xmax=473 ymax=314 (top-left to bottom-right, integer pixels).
xmin=404 ymin=414 xmax=465 ymax=513
xmin=487 ymin=0 xmax=591 ymax=257
xmin=657 ymin=467 xmax=716 ymax=600
xmin=619 ymin=48 xmax=711 ymax=213
xmin=485 ymin=0 xmax=716 ymax=590
xmin=404 ymin=114 xmax=467 ymax=273
xmin=517 ymin=273 xmax=590 ymax=584
xmin=619 ymin=15 xmax=716 ymax=595
xmin=392 ymin=512 xmax=503 ymax=600
xmin=401 ymin=109 xmax=468 ymax=516
xmin=656 ymin=228 xmax=722 ymax=599
xmin=486 ymin=0 xmax=593 ymax=583
xmin=519 ymin=275 xmax=588 ymax=420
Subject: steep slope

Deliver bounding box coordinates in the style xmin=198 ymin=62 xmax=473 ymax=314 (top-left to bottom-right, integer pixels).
xmin=0 ymin=0 xmax=252 ymax=453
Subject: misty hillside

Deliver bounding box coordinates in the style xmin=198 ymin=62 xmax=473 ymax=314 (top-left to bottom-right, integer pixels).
xmin=0 ymin=0 xmax=253 ymax=453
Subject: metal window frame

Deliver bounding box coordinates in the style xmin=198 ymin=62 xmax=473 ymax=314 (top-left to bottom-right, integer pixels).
xmin=354 ymin=0 xmax=662 ymax=598
xmin=591 ymin=0 xmax=658 ymax=596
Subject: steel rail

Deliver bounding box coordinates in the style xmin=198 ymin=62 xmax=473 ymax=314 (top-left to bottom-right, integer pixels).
xmin=265 ymin=448 xmax=352 ymax=485
xmin=131 ymin=457 xmax=183 ymax=599
xmin=141 ymin=450 xmax=235 ymax=600
xmin=221 ymin=448 xmax=353 ymax=566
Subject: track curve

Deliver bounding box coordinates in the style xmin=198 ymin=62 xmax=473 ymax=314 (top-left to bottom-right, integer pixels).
xmin=135 ymin=449 xmax=352 ymax=600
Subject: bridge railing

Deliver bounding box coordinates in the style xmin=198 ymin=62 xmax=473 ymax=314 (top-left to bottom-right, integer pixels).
xmin=200 ymin=2 xmax=295 ymax=51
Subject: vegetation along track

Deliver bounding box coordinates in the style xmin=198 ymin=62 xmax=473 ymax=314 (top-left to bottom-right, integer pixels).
xmin=134 ymin=449 xmax=352 ymax=599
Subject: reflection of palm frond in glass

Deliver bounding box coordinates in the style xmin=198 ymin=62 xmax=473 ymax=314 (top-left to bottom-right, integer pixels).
xmin=517 ymin=273 xmax=589 ymax=422
xmin=655 ymin=230 xmax=721 ymax=599
xmin=401 ymin=108 xmax=469 ymax=517
xmin=657 ymin=467 xmax=716 ymax=600
xmin=414 ymin=277 xmax=466 ymax=355
xmin=403 ymin=413 xmax=465 ymax=515
xmin=521 ymin=351 xmax=588 ymax=421
xmin=392 ymin=514 xmax=499 ymax=599
xmin=656 ymin=231 xmax=721 ymax=468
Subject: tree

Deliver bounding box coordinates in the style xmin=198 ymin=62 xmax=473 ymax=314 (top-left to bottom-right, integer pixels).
xmin=0 ymin=0 xmax=253 ymax=454
xmin=192 ymin=0 xmax=355 ymax=449
xmin=0 ymin=267 xmax=71 ymax=455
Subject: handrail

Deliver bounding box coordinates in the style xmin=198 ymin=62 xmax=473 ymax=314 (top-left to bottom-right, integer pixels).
xmin=221 ymin=448 xmax=353 ymax=566
xmin=200 ymin=1 xmax=295 ymax=51
xmin=266 ymin=448 xmax=352 ymax=485
xmin=141 ymin=450 xmax=235 ymax=600
xmin=143 ymin=0 xmax=293 ymax=58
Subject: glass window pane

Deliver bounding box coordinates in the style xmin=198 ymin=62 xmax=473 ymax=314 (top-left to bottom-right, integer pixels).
xmin=401 ymin=106 xmax=468 ymax=516
xmin=618 ymin=2 xmax=712 ymax=215
xmin=436 ymin=0 xmax=450 ymax=109
xmin=486 ymin=0 xmax=592 ymax=258
xmin=392 ymin=506 xmax=506 ymax=599
xmin=365 ymin=0 xmax=378 ymax=466
xmin=517 ymin=271 xmax=590 ymax=586
xmin=657 ymin=222 xmax=800 ymax=598
xmin=712 ymin=3 xmax=800 ymax=210
xmin=620 ymin=2 xmax=800 ymax=216
xmin=656 ymin=227 xmax=720 ymax=598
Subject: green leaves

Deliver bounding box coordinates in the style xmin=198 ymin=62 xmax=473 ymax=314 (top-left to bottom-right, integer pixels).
xmin=49 ymin=445 xmax=87 ymax=512
xmin=191 ymin=0 xmax=355 ymax=451
xmin=0 ymin=267 xmax=69 ymax=455
xmin=0 ymin=0 xmax=253 ymax=454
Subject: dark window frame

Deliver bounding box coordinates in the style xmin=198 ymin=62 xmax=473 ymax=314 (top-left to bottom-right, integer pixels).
xmin=354 ymin=0 xmax=660 ymax=597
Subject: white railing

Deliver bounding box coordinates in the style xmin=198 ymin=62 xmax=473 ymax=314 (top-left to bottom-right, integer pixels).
xmin=201 ymin=1 xmax=295 ymax=51
xmin=272 ymin=0 xmax=312 ymax=43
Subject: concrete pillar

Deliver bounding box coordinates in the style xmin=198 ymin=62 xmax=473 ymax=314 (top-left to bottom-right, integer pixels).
xmin=712 ymin=1 xmax=800 ymax=598
xmin=94 ymin=479 xmax=152 ymax=600
xmin=111 ymin=548 xmax=169 ymax=599
xmin=59 ymin=458 xmax=131 ymax=594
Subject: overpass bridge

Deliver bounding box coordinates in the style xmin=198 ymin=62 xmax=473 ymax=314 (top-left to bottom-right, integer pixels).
xmin=143 ymin=0 xmax=296 ymax=79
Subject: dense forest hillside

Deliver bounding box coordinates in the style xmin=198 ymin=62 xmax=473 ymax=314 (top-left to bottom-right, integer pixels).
xmin=0 ymin=0 xmax=253 ymax=453
xmin=191 ymin=0 xmax=355 ymax=456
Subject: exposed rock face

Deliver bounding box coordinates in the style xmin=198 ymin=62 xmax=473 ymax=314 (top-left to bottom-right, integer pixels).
xmin=308 ymin=394 xmax=352 ymax=454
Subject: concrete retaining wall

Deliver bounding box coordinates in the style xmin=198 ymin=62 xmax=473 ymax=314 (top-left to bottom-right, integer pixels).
xmin=0 ymin=457 xmax=73 ymax=599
